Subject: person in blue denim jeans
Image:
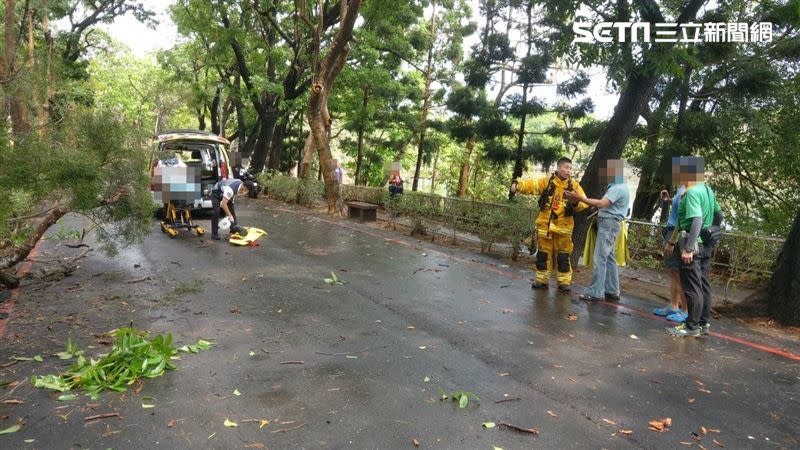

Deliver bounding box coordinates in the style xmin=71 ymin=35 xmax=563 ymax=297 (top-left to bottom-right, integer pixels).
xmin=565 ymin=159 xmax=630 ymax=302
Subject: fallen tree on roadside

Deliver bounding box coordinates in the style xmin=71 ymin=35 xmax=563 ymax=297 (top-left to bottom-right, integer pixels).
xmin=0 ymin=108 xmax=153 ymax=288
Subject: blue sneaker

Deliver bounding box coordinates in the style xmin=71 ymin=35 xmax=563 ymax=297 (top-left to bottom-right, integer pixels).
xmin=666 ymin=311 xmax=688 ymax=322
xmin=653 ymin=307 xmax=680 ymax=316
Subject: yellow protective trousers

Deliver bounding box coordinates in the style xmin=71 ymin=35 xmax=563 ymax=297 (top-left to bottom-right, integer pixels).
xmin=535 ymin=232 xmax=574 ymax=285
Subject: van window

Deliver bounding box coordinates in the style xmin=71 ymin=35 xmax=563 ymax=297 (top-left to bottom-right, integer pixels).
xmin=156 ymin=143 xmax=218 ymax=179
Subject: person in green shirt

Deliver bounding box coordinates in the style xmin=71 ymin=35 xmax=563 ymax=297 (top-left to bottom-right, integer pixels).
xmin=664 ymin=157 xmax=723 ymax=338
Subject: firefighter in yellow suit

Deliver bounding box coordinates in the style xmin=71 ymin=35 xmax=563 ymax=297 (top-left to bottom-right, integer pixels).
xmin=510 ymin=157 xmax=588 ymax=292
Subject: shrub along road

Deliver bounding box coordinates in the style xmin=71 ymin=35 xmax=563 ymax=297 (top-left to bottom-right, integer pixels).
xmin=0 ymin=198 xmax=798 ymax=449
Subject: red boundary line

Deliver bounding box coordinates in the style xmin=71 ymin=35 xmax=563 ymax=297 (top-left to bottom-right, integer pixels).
xmin=284 ymin=207 xmax=800 ymax=362
xmin=0 ymin=246 xmax=40 ymax=339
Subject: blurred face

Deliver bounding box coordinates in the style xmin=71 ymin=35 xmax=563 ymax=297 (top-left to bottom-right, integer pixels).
xmin=671 ymin=158 xmax=682 ymax=185
xmin=556 ymin=161 xmax=573 ymax=179
xmin=678 ymin=156 xmax=705 ymax=184
xmin=600 ymin=159 xmax=624 ymax=183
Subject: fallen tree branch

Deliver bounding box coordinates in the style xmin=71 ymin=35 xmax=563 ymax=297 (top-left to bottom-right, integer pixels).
xmin=0 ymin=270 xmax=19 ymax=288
xmin=0 ymin=204 xmax=70 ymax=276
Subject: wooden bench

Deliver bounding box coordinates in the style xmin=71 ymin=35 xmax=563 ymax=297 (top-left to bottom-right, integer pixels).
xmin=346 ymin=201 xmax=379 ymax=222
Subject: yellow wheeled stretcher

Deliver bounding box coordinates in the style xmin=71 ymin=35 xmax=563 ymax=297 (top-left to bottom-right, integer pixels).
xmin=160 ymin=202 xmax=206 ymax=238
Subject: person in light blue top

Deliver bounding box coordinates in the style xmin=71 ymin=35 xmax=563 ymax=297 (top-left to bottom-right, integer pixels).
xmin=664 ymin=185 xmax=686 ymax=229
xmin=597 ymin=182 xmax=630 ymax=220
xmin=565 ymin=159 xmax=630 ymax=302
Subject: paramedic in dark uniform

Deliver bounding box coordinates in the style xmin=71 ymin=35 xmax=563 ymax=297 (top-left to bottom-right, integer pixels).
xmin=211 ymin=179 xmax=255 ymax=240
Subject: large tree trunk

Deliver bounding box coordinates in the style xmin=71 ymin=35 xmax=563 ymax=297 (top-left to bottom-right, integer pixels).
xmin=766 ymin=208 xmax=800 ymax=325
xmin=299 ymin=132 xmax=316 ymax=179
xmin=457 ymin=139 xmax=474 ymax=198
xmin=306 ymin=0 xmax=363 ymax=214
xmin=412 ymin=0 xmax=437 ymax=192
xmin=242 ymin=119 xmax=260 ymax=159
xmin=267 ymin=114 xmax=288 ymax=171
xmin=631 ymin=70 xmax=691 ymax=220
xmin=250 ymin=107 xmax=279 ymax=172
xmin=221 ymin=10 xmax=279 ymax=173
xmin=210 ymin=84 xmax=221 ymax=135
xmin=197 ymin=109 xmax=206 ymax=130
xmin=40 ymin=0 xmax=54 ymax=128
xmin=571 ymin=71 xmax=659 ymax=262
xmin=2 ymin=0 xmax=32 ymax=135
xmin=354 ymin=84 xmax=369 ymax=185
xmin=233 ymin=76 xmax=248 ymax=147
xmin=219 ymin=95 xmax=232 ymax=138
xmin=430 ymin=145 xmax=440 ymax=194
xmin=631 ymin=111 xmax=664 ymax=220
xmin=249 ymin=36 xmax=280 ymax=172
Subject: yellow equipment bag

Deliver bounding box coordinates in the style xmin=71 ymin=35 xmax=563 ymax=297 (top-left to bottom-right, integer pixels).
xmin=582 ymin=219 xmax=628 ymax=268
xmin=229 ymin=227 xmax=268 ymax=246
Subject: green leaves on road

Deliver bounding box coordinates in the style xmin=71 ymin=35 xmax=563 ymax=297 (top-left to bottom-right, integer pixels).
xmin=324 ymin=272 xmax=344 ymax=285
xmin=55 ymin=338 xmax=83 ymax=360
xmin=12 ymin=355 xmax=43 ymax=362
xmin=0 ymin=424 xmax=21 ymax=434
xmin=224 ymin=418 xmax=238 ymax=427
xmin=31 ymin=328 xmax=211 ymax=399
xmin=438 ymin=387 xmax=480 ymax=408
xmin=179 ymin=339 xmax=213 ymax=354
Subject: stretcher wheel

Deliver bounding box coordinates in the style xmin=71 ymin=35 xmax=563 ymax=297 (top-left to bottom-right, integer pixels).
xmin=195 ymin=227 xmax=205 ymax=236
xmin=166 ymin=228 xmax=179 ymax=238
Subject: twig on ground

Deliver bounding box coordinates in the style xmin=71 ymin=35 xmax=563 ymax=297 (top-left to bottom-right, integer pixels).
xmin=84 ymin=412 xmax=120 ymax=422
xmin=499 ymin=422 xmax=539 ymax=436
xmin=495 ymin=397 xmax=522 ymax=403
xmin=270 ymin=423 xmax=305 ymax=433
xmin=126 ymin=276 xmax=152 ymax=284
xmin=315 ymin=346 xmax=370 ymax=356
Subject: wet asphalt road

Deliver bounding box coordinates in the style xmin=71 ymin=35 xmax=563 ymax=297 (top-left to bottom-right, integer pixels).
xmin=1 ymin=198 xmax=799 ymax=450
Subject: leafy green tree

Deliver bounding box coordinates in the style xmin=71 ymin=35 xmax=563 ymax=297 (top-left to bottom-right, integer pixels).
xmin=445 ymin=85 xmax=511 ymax=197
xmin=407 ymin=0 xmax=475 ymax=191
xmin=0 ymin=0 xmax=156 ymax=287
xmin=90 ymin=48 xmax=196 ymax=134
xmin=330 ymin=2 xmax=422 ymax=185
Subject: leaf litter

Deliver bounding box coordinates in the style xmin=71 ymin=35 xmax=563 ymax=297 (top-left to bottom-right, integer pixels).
xmin=31 ymin=328 xmax=211 ymax=399
xmin=648 ymin=417 xmax=672 ymax=432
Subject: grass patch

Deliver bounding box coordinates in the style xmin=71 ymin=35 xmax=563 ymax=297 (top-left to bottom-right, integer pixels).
xmin=173 ymin=280 xmax=203 ymax=295
xmin=101 ymin=272 xmax=124 ymax=282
